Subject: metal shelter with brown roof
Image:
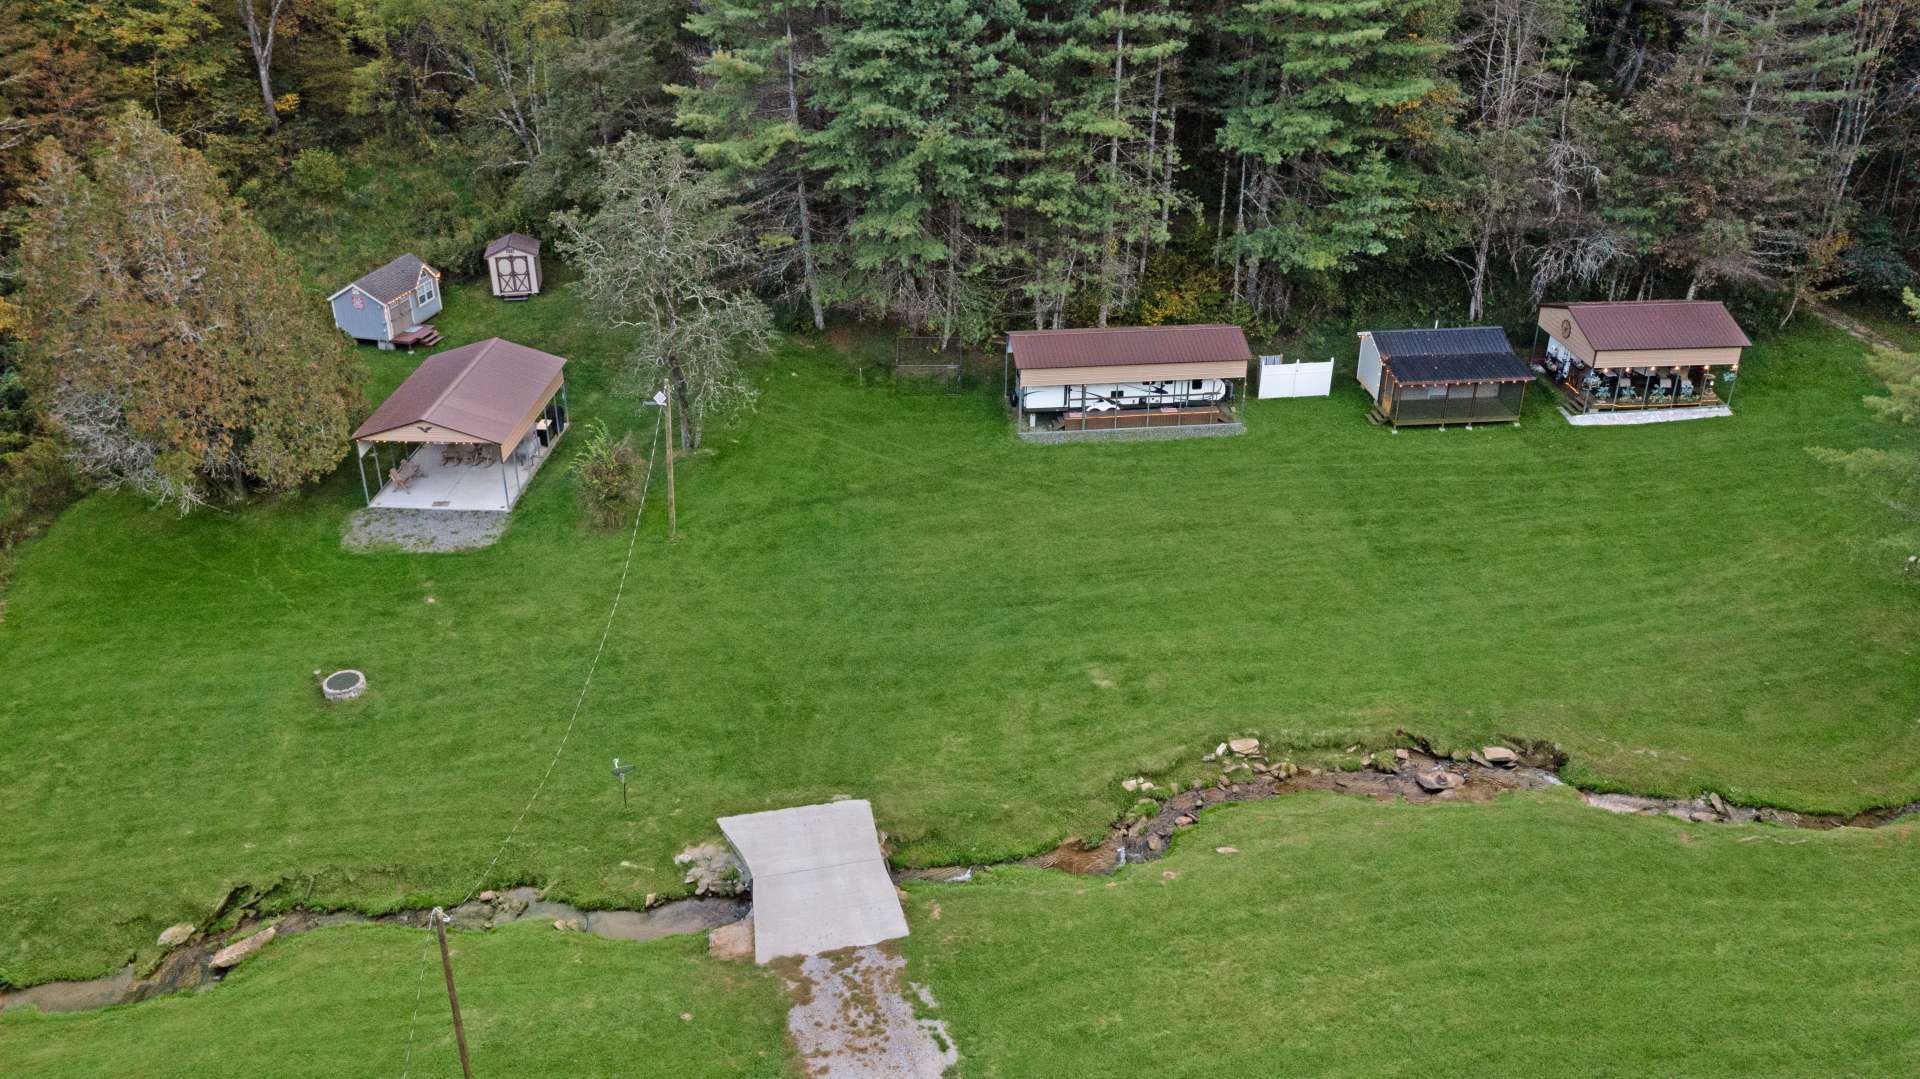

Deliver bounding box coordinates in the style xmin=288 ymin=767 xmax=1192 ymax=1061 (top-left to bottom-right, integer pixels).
xmin=354 ymin=338 xmax=567 ymax=460
xmin=1005 ymin=324 xmax=1252 ymax=439
xmin=352 ymin=338 xmax=571 ymax=511
xmin=1007 ymin=324 xmax=1253 ymax=372
xmin=1535 ymin=300 xmax=1749 ymax=421
xmin=1537 ymin=300 xmax=1749 ymax=370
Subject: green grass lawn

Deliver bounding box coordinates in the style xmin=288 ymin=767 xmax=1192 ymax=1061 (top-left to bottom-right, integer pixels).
xmin=2 ymin=284 xmax=1917 ymax=988
xmin=0 ymin=922 xmax=792 ymax=1077
xmin=899 ymin=790 xmax=1920 ymax=1077
xmin=8 ymin=792 xmax=1913 ymax=1077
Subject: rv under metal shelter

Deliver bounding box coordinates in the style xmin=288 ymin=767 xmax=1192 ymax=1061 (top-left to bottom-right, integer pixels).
xmin=1005 ymin=324 xmax=1252 ymax=440
xmin=1535 ymin=300 xmax=1749 ymax=424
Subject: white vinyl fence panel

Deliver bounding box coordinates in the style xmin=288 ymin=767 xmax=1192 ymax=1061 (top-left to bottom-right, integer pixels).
xmin=1258 ymin=356 xmax=1335 ymax=399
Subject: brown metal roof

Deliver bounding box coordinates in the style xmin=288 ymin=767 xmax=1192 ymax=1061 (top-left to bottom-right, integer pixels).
xmin=1561 ymin=301 xmax=1751 ymax=351
xmin=1006 ymin=324 xmax=1253 ymax=370
xmin=485 ymin=232 xmax=540 ymax=258
xmin=353 ymin=337 xmax=566 ymax=444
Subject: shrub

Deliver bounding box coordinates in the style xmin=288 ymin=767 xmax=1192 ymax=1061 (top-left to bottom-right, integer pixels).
xmin=572 ymin=420 xmax=645 ymax=528
xmin=288 ymin=148 xmax=347 ymax=200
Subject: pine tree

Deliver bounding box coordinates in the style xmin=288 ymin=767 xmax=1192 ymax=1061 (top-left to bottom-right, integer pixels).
xmin=1614 ymin=0 xmax=1862 ymax=297
xmin=674 ymin=0 xmax=832 ymax=330
xmin=1212 ymin=0 xmax=1456 ymax=315
xmin=1012 ymin=1 xmax=1189 ymax=328
xmin=805 ymin=0 xmax=1028 ymax=343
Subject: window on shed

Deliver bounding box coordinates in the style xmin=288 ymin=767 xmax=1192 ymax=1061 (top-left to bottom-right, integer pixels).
xmin=416 ymin=279 xmax=435 ymax=304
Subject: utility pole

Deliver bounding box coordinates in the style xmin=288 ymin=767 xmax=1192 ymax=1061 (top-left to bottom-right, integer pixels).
xmin=432 ymin=908 xmax=475 ymax=1079
xmin=663 ymin=382 xmax=678 ymax=540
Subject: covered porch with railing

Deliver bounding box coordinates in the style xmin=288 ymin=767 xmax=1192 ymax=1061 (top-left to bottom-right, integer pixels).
xmin=1552 ymin=363 xmax=1737 ymax=414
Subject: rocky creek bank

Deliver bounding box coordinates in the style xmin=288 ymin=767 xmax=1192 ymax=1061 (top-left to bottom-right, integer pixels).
xmin=895 ymin=737 xmax=1920 ymax=883
xmin=0 ymin=887 xmax=747 ymax=1017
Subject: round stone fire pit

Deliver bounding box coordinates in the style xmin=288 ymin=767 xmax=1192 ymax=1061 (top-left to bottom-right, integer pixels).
xmin=321 ymin=669 xmax=366 ymax=701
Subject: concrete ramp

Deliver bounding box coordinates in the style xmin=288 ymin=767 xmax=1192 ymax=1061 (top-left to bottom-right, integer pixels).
xmin=718 ymin=800 xmax=908 ymax=965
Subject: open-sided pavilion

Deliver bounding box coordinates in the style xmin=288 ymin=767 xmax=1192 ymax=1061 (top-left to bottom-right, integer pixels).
xmin=351 ymin=337 xmax=570 ymax=512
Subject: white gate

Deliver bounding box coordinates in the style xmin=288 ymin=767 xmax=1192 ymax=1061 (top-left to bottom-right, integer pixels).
xmin=1258 ymin=355 xmax=1335 ymax=399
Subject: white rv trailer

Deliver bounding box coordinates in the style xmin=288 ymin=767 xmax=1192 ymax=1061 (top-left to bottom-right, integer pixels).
xmin=1019 ymin=378 xmax=1232 ymax=413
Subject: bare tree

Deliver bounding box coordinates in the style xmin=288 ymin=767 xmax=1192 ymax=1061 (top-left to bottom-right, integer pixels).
xmin=554 ymin=136 xmax=775 ymax=450
xmin=237 ymin=0 xmax=290 ymax=132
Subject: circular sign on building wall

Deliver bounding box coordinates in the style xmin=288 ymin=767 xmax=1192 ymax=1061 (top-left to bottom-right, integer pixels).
xmin=352 ymin=293 xmax=365 ymax=310
xmin=1559 ymin=318 xmax=1572 ymax=338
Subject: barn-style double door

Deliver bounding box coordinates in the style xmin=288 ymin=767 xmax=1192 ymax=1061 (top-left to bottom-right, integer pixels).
xmin=494 ymin=254 xmax=534 ymax=294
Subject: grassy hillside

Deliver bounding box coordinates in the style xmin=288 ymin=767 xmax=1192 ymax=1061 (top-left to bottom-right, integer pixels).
xmin=900 ymin=790 xmax=1920 ymax=1077
xmin=1 ymin=285 xmax=1916 ymax=986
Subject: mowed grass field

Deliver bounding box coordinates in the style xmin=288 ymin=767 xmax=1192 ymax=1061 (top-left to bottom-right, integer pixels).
xmin=7 ymin=792 xmax=1914 ymax=1076
xmin=900 ymin=791 xmax=1920 ymax=1077
xmin=2 ymin=922 xmax=792 ymax=1076
xmin=1 ymin=284 xmax=1917 ymax=987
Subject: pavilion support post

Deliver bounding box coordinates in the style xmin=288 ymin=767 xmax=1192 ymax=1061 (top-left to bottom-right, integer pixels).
xmin=500 ymin=447 xmax=512 ymax=508
xmin=356 ymin=443 xmax=370 ymax=506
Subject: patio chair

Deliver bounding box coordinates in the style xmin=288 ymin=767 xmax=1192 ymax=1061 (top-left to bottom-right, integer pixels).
xmin=440 ymin=447 xmax=463 ymax=466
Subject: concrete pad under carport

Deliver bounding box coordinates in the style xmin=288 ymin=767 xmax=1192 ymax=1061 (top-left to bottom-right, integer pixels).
xmin=718 ymin=800 xmax=909 ymax=965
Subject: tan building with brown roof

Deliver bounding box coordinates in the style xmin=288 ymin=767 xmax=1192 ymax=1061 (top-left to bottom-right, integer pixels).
xmin=1004 ymin=324 xmax=1251 ymax=439
xmin=1536 ymin=300 xmax=1751 ymax=422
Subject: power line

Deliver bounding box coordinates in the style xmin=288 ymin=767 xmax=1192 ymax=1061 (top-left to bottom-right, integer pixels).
xmin=400 ymin=407 xmax=665 ymax=1077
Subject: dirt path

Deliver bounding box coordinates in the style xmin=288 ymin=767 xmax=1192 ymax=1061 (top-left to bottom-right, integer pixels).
xmin=1811 ymin=303 xmax=1903 ymax=353
xmin=779 ymin=945 xmax=957 ymax=1078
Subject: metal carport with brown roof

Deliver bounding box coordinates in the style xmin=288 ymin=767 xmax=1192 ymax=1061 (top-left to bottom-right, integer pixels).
xmin=352 ymin=337 xmax=571 ymax=511
xmin=1005 ymin=324 xmax=1253 ymax=439
xmin=1535 ymin=301 xmax=1750 ymax=421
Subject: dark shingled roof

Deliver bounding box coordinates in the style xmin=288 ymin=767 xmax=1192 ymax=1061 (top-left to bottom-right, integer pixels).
xmin=1007 ymin=324 xmax=1253 ymax=369
xmin=1561 ymin=300 xmax=1751 ymax=351
xmin=353 ymin=338 xmax=566 ymax=444
xmin=485 ymin=232 xmax=541 ymax=258
xmin=350 ymin=254 xmax=435 ymax=303
xmin=1370 ymin=327 xmax=1532 ymax=385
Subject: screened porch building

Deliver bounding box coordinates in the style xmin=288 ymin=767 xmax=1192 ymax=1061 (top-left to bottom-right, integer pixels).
xmin=1356 ymin=326 xmax=1532 ymax=428
xmin=352 ymin=338 xmax=570 ymax=512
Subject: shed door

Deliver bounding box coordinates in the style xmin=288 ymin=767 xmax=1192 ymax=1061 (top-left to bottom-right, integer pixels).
xmin=495 ymin=253 xmax=534 ymax=295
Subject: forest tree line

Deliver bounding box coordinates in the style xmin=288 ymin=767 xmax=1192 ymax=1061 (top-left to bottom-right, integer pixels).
xmin=4 ymin=0 xmax=1918 ymax=340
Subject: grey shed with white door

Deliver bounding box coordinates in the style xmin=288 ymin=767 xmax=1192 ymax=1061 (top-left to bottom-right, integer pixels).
xmin=485 ymin=233 xmax=541 ymax=300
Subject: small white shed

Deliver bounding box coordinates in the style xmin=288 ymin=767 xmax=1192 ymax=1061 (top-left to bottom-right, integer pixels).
xmin=484 ymin=233 xmax=541 ymax=300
